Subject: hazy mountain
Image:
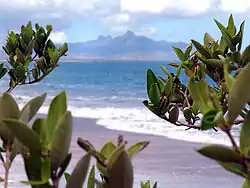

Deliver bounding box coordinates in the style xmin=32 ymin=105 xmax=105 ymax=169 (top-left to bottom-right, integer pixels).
xmin=64 ymin=30 xmax=188 ymax=61
xmin=0 ymin=31 xmax=188 ymax=61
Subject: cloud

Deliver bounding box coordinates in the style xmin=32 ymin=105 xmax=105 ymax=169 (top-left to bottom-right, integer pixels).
xmin=0 ymin=0 xmax=119 ymax=32
xmin=121 ymin=0 xmax=250 ymax=16
xmin=135 ymin=27 xmax=157 ymax=36
xmin=50 ymin=32 xmax=67 ymax=43
xmin=0 ymin=0 xmax=250 ymax=42
xmin=104 ymin=13 xmax=131 ymax=25
xmin=121 ymin=0 xmax=213 ymax=16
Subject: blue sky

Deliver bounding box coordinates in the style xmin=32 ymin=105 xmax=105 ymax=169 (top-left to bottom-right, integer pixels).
xmin=1 ymin=0 xmax=250 ymax=45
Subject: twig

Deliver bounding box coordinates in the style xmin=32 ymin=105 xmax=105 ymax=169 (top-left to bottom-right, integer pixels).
xmin=224 ymin=128 xmax=239 ymax=152
xmin=232 ymin=119 xmax=244 ymax=125
xmin=31 ymin=53 xmax=38 ymax=61
xmin=160 ymin=115 xmax=201 ymax=130
xmin=4 ymin=144 xmax=11 ymax=188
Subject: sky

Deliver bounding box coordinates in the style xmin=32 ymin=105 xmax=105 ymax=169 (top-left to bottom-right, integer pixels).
xmin=1 ymin=0 xmax=250 ymax=45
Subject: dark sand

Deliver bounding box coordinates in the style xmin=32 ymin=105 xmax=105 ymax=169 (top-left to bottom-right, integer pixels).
xmin=1 ymin=116 xmax=243 ymax=188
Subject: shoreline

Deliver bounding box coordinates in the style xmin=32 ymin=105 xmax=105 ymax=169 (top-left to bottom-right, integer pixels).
xmin=0 ymin=116 xmax=243 ymax=188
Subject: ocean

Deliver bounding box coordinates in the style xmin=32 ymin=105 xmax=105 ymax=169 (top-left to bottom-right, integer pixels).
xmin=0 ymin=61 xmax=244 ymax=188
xmin=2 ymin=61 xmax=240 ymax=146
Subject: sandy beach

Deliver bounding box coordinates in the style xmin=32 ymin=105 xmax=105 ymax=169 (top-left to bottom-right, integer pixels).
xmin=0 ymin=116 xmax=243 ymax=188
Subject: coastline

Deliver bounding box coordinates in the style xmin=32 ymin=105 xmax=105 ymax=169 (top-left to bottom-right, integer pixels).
xmin=0 ymin=116 xmax=243 ymax=188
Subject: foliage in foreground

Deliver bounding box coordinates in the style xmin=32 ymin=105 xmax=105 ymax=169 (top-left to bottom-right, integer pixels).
xmin=0 ymin=92 xmax=151 ymax=188
xmin=0 ymin=22 xmax=155 ymax=188
xmin=144 ymin=14 xmax=250 ymax=187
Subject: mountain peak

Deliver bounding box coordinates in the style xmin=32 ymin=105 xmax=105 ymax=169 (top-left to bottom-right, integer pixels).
xmin=123 ymin=30 xmax=135 ymax=37
xmin=97 ymin=35 xmax=112 ymax=41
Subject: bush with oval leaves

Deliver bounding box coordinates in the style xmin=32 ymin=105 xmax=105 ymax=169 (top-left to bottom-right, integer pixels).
xmin=0 ymin=22 xmax=155 ymax=188
xmin=144 ymin=14 xmax=250 ymax=187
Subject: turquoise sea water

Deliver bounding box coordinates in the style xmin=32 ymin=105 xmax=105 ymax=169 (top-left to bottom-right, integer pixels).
xmin=0 ymin=61 xmax=240 ymax=145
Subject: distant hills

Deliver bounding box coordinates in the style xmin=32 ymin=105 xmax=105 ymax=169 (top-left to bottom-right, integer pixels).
xmin=63 ymin=31 xmax=188 ymax=61
xmin=0 ymin=31 xmax=188 ymax=61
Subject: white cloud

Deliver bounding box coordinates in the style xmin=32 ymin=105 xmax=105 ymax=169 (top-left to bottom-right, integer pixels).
xmin=121 ymin=0 xmax=250 ymax=16
xmin=121 ymin=0 xmax=212 ymax=16
xmin=220 ymin=0 xmax=250 ymax=12
xmin=135 ymin=27 xmax=156 ymax=36
xmin=50 ymin=32 xmax=67 ymax=43
xmin=105 ymin=13 xmax=131 ymax=24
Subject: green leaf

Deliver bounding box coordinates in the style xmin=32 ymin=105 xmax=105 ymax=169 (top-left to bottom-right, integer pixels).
xmin=201 ymin=110 xmax=224 ymax=130
xmin=241 ymin=45 xmax=250 ymax=65
xmin=191 ymin=40 xmax=211 ymax=59
xmin=157 ymin=79 xmax=164 ymax=93
xmin=87 ymin=165 xmax=95 ymax=188
xmin=149 ymin=83 xmax=161 ymax=106
xmin=237 ymin=21 xmax=245 ymax=51
xmin=227 ymin=63 xmax=250 ymax=124
xmin=46 ymin=91 xmax=67 ymax=142
xmin=168 ymin=62 xmax=180 ymax=68
xmin=10 ymin=138 xmax=23 ymax=162
xmin=3 ymin=119 xmax=41 ymax=153
xmin=188 ymin=78 xmax=209 ymax=114
xmin=0 ymin=68 xmax=7 ymax=79
xmin=242 ymin=179 xmax=250 ymax=188
xmin=15 ymin=65 xmax=26 ymax=81
xmin=15 ymin=48 xmax=25 ymax=63
xmin=204 ymin=33 xmax=215 ymax=49
xmin=50 ymin=111 xmax=72 ymax=170
xmin=231 ymin=51 xmax=241 ymax=64
xmin=240 ymin=111 xmax=250 ymax=156
xmin=146 ymin=69 xmax=158 ymax=97
xmin=184 ymin=43 xmax=192 ymax=60
xmin=214 ymin=19 xmax=235 ymax=52
xmin=22 ymin=157 xmax=51 ymax=185
xmin=164 ymin=77 xmax=173 ymax=97
xmin=41 ymin=157 xmax=51 ymax=182
xmin=175 ymin=64 xmax=182 ymax=78
xmin=218 ymin=161 xmax=248 ymax=178
xmin=32 ymin=118 xmax=47 ymax=149
xmin=172 ymin=46 xmax=185 ymax=62
xmin=100 ymin=141 xmax=116 ymax=159
xmin=227 ymin=14 xmax=235 ymax=37
xmin=57 ymin=153 xmax=72 ymax=179
xmin=25 ymin=39 xmax=34 ymax=55
xmin=64 ymin=172 xmax=71 ymax=182
xmin=183 ymin=108 xmax=193 ymax=121
xmin=153 ymin=182 xmax=158 ymax=188
xmin=160 ymin=65 xmax=172 ymax=78
xmin=59 ymin=43 xmax=68 ymax=56
xmin=197 ymin=144 xmax=241 ymax=162
xmin=0 ymin=93 xmax=20 ymax=119
xmin=107 ymin=150 xmax=133 ymax=188
xmin=127 ymin=141 xmax=150 ymax=158
xmin=202 ymin=59 xmax=224 ymax=69
xmin=66 ymin=153 xmax=91 ymax=188
xmin=223 ymin=59 xmax=235 ymax=92
xmin=20 ymin=93 xmax=46 ymax=123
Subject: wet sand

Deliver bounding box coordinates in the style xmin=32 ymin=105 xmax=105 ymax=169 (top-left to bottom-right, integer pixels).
xmin=0 ymin=117 xmax=244 ymax=187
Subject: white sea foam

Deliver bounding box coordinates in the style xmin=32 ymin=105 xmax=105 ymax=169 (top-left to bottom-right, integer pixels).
xmin=14 ymin=94 xmax=240 ymax=146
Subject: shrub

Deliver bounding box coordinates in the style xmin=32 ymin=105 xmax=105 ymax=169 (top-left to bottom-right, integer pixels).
xmin=144 ymin=14 xmax=250 ymax=187
xmin=0 ymin=22 xmax=153 ymax=188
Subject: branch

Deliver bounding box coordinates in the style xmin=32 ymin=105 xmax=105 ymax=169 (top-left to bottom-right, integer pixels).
xmin=232 ymin=119 xmax=244 ymax=125
xmin=20 ymin=66 xmax=57 ymax=85
xmin=224 ymin=128 xmax=239 ymax=152
xmin=160 ymin=115 xmax=201 ymax=130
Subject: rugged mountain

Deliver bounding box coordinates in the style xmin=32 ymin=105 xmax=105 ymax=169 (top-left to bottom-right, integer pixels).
xmin=64 ymin=30 xmax=187 ymax=61
xmin=0 ymin=31 xmax=188 ymax=61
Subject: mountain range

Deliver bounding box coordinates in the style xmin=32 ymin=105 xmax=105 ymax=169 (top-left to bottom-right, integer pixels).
xmin=0 ymin=31 xmax=188 ymax=61
xmin=63 ymin=31 xmax=188 ymax=61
